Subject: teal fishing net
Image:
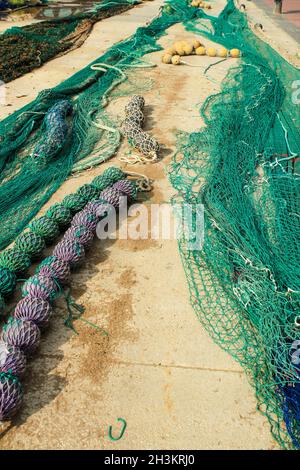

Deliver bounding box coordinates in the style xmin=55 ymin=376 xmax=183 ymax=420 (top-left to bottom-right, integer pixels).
xmin=169 ymin=0 xmax=300 ymax=450
xmin=0 ymin=0 xmax=198 ymax=250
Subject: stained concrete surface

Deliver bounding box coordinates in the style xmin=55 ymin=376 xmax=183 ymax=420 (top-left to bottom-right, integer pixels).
xmin=0 ymin=0 xmax=296 ymax=449
xmin=241 ymin=0 xmax=300 ymax=63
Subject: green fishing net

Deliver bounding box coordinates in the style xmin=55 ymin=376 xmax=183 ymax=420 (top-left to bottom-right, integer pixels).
xmin=0 ymin=0 xmax=137 ymax=83
xmin=1 ymin=0 xmax=299 ymax=448
xmin=0 ymin=0 xmax=197 ymax=250
xmin=169 ymin=0 xmax=300 ymax=450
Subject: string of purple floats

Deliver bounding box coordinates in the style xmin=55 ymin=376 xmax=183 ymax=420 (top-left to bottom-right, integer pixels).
xmin=0 ymin=178 xmax=137 ymax=420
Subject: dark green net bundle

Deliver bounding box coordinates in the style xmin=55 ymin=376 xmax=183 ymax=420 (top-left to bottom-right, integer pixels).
xmin=169 ymin=0 xmax=300 ymax=450
xmin=0 ymin=0 xmax=138 ymax=83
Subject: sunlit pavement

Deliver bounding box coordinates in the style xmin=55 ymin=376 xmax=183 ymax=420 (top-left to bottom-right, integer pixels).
xmin=251 ymin=0 xmax=300 ymax=42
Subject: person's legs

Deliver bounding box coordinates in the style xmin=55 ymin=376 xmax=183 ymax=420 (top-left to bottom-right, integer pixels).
xmin=274 ymin=0 xmax=283 ymax=14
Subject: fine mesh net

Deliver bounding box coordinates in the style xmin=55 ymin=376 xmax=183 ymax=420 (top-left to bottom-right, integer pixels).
xmin=169 ymin=0 xmax=300 ymax=450
xmin=0 ymin=0 xmax=197 ymax=250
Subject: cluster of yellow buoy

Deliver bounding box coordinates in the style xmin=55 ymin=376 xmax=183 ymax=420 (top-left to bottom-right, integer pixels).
xmin=190 ymin=0 xmax=212 ymax=9
xmin=161 ymin=39 xmax=241 ymax=65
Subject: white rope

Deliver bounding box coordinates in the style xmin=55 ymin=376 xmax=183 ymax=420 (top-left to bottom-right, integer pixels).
xmin=90 ymin=61 xmax=158 ymax=165
xmin=276 ymin=112 xmax=298 ymax=159
xmin=119 ymin=151 xmax=158 ymax=164
xmin=91 ymin=62 xmax=127 ymax=79
xmin=125 ymin=170 xmax=149 ymax=179
xmin=91 ymin=119 xmax=118 ymax=133
xmin=179 ymin=60 xmax=207 ymax=68
xmin=122 ymin=61 xmax=157 ymax=69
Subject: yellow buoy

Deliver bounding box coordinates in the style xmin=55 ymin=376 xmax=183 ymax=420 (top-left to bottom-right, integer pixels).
xmin=195 ymin=46 xmax=206 ymax=56
xmin=183 ymin=44 xmax=194 ymax=55
xmin=173 ymin=41 xmax=185 ymax=55
xmin=193 ymin=39 xmax=202 ymax=49
xmin=161 ymin=54 xmax=173 ymax=64
xmin=165 ymin=47 xmax=176 ymax=56
xmin=207 ymin=47 xmax=217 ymax=57
xmin=171 ymin=55 xmax=181 ymax=65
xmin=177 ymin=46 xmax=186 ymax=56
xmin=230 ymin=48 xmax=240 ymax=58
xmin=218 ymin=47 xmax=228 ymax=58
xmin=173 ymin=41 xmax=181 ymax=50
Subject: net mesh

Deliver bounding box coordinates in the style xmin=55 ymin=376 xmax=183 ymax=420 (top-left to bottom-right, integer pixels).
xmin=169 ymin=0 xmax=300 ymax=450
xmin=0 ymin=0 xmax=43 ymax=12
xmin=0 ymin=0 xmax=299 ymax=448
xmin=0 ymin=0 xmax=198 ymax=250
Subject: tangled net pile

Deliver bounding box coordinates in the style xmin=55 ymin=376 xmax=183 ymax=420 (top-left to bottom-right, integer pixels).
xmin=0 ymin=0 xmax=198 ymax=251
xmin=0 ymin=174 xmax=137 ymax=420
xmin=0 ymin=0 xmax=137 ymax=83
xmin=169 ymin=0 xmax=300 ymax=450
xmin=121 ymin=94 xmax=160 ymax=162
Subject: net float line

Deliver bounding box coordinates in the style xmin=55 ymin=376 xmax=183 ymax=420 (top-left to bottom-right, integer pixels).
xmin=0 ymin=178 xmax=138 ymax=420
xmin=0 ymin=166 xmax=126 ymax=318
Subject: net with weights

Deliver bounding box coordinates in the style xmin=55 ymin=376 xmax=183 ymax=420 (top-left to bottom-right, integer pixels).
xmin=0 ymin=167 xmax=126 ymax=319
xmin=121 ymin=95 xmax=160 ymax=163
xmin=169 ymin=0 xmax=300 ymax=450
xmin=0 ymin=0 xmax=199 ymax=252
xmin=0 ymin=177 xmax=137 ymax=420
